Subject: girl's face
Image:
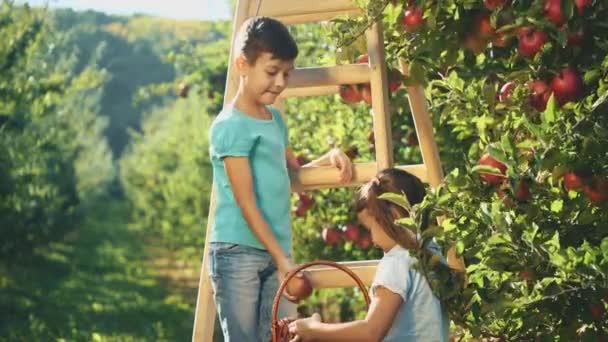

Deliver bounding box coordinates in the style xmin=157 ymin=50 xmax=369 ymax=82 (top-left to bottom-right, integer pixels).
xmin=357 ymin=209 xmax=397 ymax=253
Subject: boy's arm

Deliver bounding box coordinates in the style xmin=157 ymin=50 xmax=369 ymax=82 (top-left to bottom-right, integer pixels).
xmin=224 ymin=156 xmax=292 ymax=277
xmin=288 ymin=286 xmax=402 ymax=341
xmin=286 ymin=147 xmax=353 ymax=183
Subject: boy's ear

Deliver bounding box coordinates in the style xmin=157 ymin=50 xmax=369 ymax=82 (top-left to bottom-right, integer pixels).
xmin=234 ymin=55 xmax=248 ymax=75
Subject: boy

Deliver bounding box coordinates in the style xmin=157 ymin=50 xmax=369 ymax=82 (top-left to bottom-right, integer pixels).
xmin=208 ymin=16 xmax=354 ymax=342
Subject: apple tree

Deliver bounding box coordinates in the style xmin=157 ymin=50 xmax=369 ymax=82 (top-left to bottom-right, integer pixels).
xmin=324 ymin=0 xmax=608 ymax=339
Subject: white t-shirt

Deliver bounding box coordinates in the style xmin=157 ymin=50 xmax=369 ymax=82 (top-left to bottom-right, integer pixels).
xmin=370 ymin=245 xmax=450 ymax=342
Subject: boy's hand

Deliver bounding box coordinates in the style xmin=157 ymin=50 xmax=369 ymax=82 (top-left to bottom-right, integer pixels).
xmin=277 ymin=256 xmax=295 ymax=284
xmin=328 ymin=148 xmax=353 ymax=183
xmin=288 ymin=313 xmax=322 ymax=342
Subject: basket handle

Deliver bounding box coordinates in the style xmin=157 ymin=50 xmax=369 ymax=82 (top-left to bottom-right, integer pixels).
xmin=271 ymin=260 xmax=371 ymax=342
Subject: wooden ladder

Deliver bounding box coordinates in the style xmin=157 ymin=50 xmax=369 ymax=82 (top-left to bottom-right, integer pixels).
xmin=192 ymin=1 xmax=444 ymax=340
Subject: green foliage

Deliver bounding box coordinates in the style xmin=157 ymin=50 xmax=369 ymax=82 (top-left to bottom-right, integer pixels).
xmin=120 ymin=94 xmax=213 ymax=258
xmin=0 ymin=1 xmax=113 ymax=258
xmin=329 ymin=0 xmax=608 ymax=338
xmin=0 ymin=201 xmax=195 ymax=341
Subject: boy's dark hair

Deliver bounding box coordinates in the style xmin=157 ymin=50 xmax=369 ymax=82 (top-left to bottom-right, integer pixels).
xmin=355 ymin=168 xmax=426 ymax=250
xmin=236 ymin=16 xmax=298 ymax=65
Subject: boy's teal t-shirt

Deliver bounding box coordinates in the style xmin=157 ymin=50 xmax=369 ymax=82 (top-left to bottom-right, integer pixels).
xmin=208 ymin=105 xmax=292 ymax=254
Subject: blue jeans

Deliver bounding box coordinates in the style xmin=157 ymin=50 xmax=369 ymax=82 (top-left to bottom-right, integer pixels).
xmin=208 ymin=242 xmax=297 ymax=342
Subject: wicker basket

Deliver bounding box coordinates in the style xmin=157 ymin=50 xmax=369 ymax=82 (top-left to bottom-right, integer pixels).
xmin=271 ymin=260 xmax=372 ymax=342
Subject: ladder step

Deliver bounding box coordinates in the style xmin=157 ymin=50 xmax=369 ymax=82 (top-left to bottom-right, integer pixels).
xmin=274 ymin=9 xmax=362 ymax=26
xmin=288 ymin=64 xmax=371 ymax=89
xmin=291 ymin=162 xmax=428 ymax=192
xmin=306 ymin=260 xmax=378 ymax=288
xmin=249 ymin=0 xmax=360 ymax=21
xmin=281 ymin=85 xmax=339 ymax=98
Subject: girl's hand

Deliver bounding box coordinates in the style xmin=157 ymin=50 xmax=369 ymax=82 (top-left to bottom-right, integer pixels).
xmin=328 ymin=148 xmax=353 ymax=183
xmin=288 ymin=313 xmax=322 ymax=342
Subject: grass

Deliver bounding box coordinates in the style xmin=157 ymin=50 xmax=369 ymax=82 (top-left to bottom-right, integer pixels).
xmin=0 ymin=201 xmax=200 ymax=341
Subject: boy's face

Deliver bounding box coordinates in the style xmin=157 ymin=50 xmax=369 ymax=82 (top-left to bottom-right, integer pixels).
xmin=236 ymin=52 xmax=295 ymax=105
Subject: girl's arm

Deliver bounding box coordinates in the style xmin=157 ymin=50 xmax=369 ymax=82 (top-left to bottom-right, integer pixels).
xmin=224 ymin=156 xmax=292 ymax=276
xmin=288 ymin=286 xmax=403 ymax=342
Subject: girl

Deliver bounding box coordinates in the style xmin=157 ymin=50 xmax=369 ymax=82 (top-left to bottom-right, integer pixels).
xmin=288 ymin=168 xmax=449 ymax=341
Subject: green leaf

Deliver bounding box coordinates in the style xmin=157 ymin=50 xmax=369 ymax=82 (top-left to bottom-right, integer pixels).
xmin=379 ymin=192 xmax=411 ymax=211
xmin=542 ymin=93 xmax=556 ymax=124
xmin=487 ymin=144 xmax=508 ymax=165
xmin=409 ymin=60 xmax=426 ymax=86
xmin=501 ymin=134 xmax=515 ymax=155
xmin=421 ymin=225 xmax=443 ymax=239
xmin=472 ymin=165 xmax=505 ymax=176
xmin=550 ymin=199 xmax=563 ymax=213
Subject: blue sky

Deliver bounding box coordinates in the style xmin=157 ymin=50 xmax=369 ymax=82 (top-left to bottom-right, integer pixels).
xmin=20 ymin=0 xmax=232 ymax=21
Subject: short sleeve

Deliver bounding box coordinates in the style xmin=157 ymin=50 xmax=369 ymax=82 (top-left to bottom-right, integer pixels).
xmin=210 ymin=118 xmax=256 ymax=158
xmin=370 ymin=254 xmax=412 ymax=302
xmin=269 ymin=106 xmax=288 ymax=146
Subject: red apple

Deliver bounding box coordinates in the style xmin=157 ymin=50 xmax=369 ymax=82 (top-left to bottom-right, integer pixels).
xmin=403 ymin=7 xmax=424 ymax=32
xmin=528 ymin=80 xmax=551 ymax=111
xmin=544 ymin=0 xmax=565 ymax=26
xmin=517 ymin=26 xmax=532 ymax=37
xmin=519 ymin=270 xmax=534 ymax=281
xmin=515 ymin=181 xmax=531 ymax=202
xmin=295 ymin=202 xmax=308 ymax=217
xmin=286 ymin=274 xmax=313 ymax=302
xmin=464 ymin=34 xmax=486 ymax=55
xmin=359 ymin=84 xmax=372 ymax=105
xmin=178 ymin=82 xmax=189 ymax=98
xmin=479 ymin=153 xmax=507 ymax=185
xmin=484 ymin=0 xmax=506 ymax=11
xmin=345 ymin=146 xmax=359 ymax=160
xmin=518 ymin=28 xmax=547 ymax=58
xmin=497 ymin=188 xmax=516 ymax=208
xmin=584 ymin=176 xmax=608 ymax=204
xmin=322 ymin=226 xmax=342 ymax=246
xmin=356 ymin=54 xmax=369 ymax=64
xmin=498 ymin=82 xmax=516 ymax=102
xmin=357 ymin=231 xmax=373 ymax=249
xmin=493 ymin=32 xmax=512 ymax=48
xmin=567 ymin=29 xmax=585 ymax=46
xmin=575 ymin=0 xmax=591 ymax=15
xmin=563 ymin=171 xmax=584 ymax=192
xmin=550 ymin=68 xmax=583 ymax=105
xmin=477 ymin=15 xmax=495 ymax=38
xmin=367 ymin=132 xmax=375 ymax=145
xmin=298 ymin=192 xmax=314 ymax=209
xmin=339 ymin=85 xmax=362 ymax=104
xmin=388 ymin=69 xmax=402 ymax=93
xmin=590 ymin=304 xmax=605 ymax=320
xmin=406 ymin=131 xmax=418 ymax=146
xmin=342 ymin=223 xmax=361 ymax=242
xmin=296 ymin=155 xmax=310 ymax=166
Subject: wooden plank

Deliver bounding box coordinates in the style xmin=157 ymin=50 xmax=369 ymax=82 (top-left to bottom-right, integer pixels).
xmin=192 ymin=187 xmax=218 ymax=342
xmin=398 ymin=59 xmax=444 ymax=189
xmin=290 ymin=162 xmax=427 ymax=192
xmin=249 ymin=0 xmax=359 ymax=18
xmin=289 ymin=64 xmax=370 ymax=88
xmin=281 ymin=85 xmax=339 ymax=98
xmin=277 ymin=8 xmax=362 ymax=25
xmin=191 ymin=1 xmax=251 ymax=341
xmin=306 ymin=260 xmax=378 ymax=288
xmin=366 ymin=22 xmax=394 ymax=170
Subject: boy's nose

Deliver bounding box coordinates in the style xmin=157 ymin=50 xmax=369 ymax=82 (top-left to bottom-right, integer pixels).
xmin=275 ymin=74 xmax=287 ymax=88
